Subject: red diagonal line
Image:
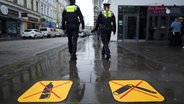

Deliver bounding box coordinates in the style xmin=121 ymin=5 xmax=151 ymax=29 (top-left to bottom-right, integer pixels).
xmin=111 ymin=81 xmax=126 ymax=87
xmin=111 ymin=81 xmax=159 ymax=98
xmin=134 ymin=88 xmax=159 ymax=98
xmin=23 ymin=91 xmax=43 ymax=99
xmin=120 ymin=80 xmax=143 ymax=99
xmin=23 ymin=81 xmax=70 ymax=99
xmin=39 ymin=81 xmax=60 ymax=99
xmin=53 ymin=81 xmax=70 ymax=88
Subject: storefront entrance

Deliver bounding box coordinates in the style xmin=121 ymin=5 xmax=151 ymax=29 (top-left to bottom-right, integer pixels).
xmin=146 ymin=6 xmax=184 ymax=41
xmin=118 ymin=6 xmax=145 ymax=42
xmin=147 ymin=16 xmax=170 ymax=40
xmin=123 ymin=14 xmax=139 ymax=41
xmin=118 ymin=6 xmax=184 ymax=42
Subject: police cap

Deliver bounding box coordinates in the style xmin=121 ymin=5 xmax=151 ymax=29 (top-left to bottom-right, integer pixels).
xmin=69 ymin=0 xmax=75 ymax=3
xmin=103 ymin=3 xmax=110 ymax=7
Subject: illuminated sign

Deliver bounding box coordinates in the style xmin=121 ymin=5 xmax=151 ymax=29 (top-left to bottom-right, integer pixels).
xmin=148 ymin=6 xmax=166 ymax=14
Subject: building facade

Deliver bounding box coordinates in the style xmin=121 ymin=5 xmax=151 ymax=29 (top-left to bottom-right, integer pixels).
xmin=0 ymin=0 xmax=68 ymax=38
xmin=0 ymin=0 xmax=41 ymax=38
xmin=93 ymin=0 xmax=103 ymax=25
xmin=110 ymin=0 xmax=184 ymax=41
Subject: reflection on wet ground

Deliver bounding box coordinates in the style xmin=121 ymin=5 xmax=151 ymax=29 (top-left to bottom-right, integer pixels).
xmin=0 ymin=36 xmax=184 ymax=104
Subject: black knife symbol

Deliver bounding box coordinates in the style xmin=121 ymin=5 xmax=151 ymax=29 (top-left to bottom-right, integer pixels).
xmin=129 ymin=84 xmax=157 ymax=94
xmin=113 ymin=84 xmax=157 ymax=95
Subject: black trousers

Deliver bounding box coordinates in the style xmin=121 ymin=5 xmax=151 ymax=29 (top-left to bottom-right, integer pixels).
xmin=101 ymin=29 xmax=111 ymax=57
xmin=67 ymin=24 xmax=79 ymax=58
xmin=169 ymin=32 xmax=181 ymax=46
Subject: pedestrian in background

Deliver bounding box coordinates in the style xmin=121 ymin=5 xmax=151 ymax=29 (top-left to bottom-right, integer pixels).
xmin=170 ymin=17 xmax=182 ymax=46
xmin=178 ymin=17 xmax=184 ymax=46
xmin=93 ymin=2 xmax=116 ymax=60
xmin=62 ymin=0 xmax=85 ymax=61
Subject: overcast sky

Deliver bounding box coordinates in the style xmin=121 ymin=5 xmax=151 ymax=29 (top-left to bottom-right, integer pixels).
xmin=76 ymin=0 xmax=94 ymax=26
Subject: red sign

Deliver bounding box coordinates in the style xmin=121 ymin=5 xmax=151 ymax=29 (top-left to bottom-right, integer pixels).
xmin=148 ymin=6 xmax=166 ymax=14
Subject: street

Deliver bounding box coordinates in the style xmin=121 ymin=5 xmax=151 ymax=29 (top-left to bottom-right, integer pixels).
xmin=0 ymin=37 xmax=70 ymax=68
xmin=0 ymin=36 xmax=184 ymax=104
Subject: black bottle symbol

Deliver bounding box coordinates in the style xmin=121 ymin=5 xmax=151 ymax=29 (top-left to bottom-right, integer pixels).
xmin=40 ymin=82 xmax=53 ymax=99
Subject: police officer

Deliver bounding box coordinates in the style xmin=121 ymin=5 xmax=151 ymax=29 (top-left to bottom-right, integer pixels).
xmin=93 ymin=3 xmax=116 ymax=60
xmin=62 ymin=0 xmax=84 ymax=61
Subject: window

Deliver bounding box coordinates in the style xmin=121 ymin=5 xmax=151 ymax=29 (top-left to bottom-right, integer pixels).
xmin=24 ymin=29 xmax=32 ymax=32
xmin=53 ymin=10 xmax=56 ymax=19
xmin=40 ymin=28 xmax=47 ymax=31
xmin=13 ymin=0 xmax=17 ymax=4
xmin=41 ymin=4 xmax=44 ymax=14
xmin=24 ymin=0 xmax=27 ymax=8
xmin=53 ymin=0 xmax=56 ymax=6
xmin=36 ymin=1 xmax=38 ymax=12
xmin=47 ymin=7 xmax=49 ymax=16
xmin=50 ymin=9 xmax=52 ymax=17
xmin=31 ymin=0 xmax=34 ymax=10
xmin=44 ymin=5 xmax=46 ymax=15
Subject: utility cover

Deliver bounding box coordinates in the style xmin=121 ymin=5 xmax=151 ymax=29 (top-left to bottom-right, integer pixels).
xmin=109 ymin=80 xmax=164 ymax=102
xmin=18 ymin=80 xmax=73 ymax=102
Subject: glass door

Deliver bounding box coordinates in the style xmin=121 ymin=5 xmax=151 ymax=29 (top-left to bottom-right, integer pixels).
xmin=147 ymin=16 xmax=170 ymax=40
xmin=123 ymin=15 xmax=139 ymax=41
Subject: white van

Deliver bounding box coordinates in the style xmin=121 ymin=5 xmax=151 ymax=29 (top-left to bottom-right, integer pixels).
xmin=55 ymin=29 xmax=65 ymax=37
xmin=39 ymin=27 xmax=56 ymax=38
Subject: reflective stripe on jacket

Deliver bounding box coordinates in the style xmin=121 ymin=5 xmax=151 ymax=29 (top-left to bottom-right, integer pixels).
xmin=65 ymin=5 xmax=77 ymax=12
xmin=102 ymin=10 xmax=112 ymax=18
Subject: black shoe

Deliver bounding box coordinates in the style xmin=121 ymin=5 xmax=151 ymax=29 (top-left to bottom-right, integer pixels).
xmin=105 ymin=56 xmax=110 ymax=60
xmin=70 ymin=56 xmax=77 ymax=61
xmin=102 ymin=54 xmax=105 ymax=58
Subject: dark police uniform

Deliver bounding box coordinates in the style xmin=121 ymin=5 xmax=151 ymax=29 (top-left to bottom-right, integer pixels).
xmin=94 ymin=9 xmax=116 ymax=59
xmin=62 ymin=4 xmax=84 ymax=60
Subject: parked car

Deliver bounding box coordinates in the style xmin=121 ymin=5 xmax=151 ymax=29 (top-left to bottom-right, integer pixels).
xmin=55 ymin=29 xmax=65 ymax=37
xmin=39 ymin=27 xmax=56 ymax=38
xmin=21 ymin=29 xmax=44 ymax=39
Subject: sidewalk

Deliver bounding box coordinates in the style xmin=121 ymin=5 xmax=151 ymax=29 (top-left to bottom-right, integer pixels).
xmin=0 ymin=36 xmax=21 ymax=41
xmin=120 ymin=41 xmax=184 ymax=68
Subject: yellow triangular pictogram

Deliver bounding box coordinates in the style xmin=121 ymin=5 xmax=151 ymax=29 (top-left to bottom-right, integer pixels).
xmin=109 ymin=80 xmax=164 ymax=102
xmin=18 ymin=80 xmax=73 ymax=102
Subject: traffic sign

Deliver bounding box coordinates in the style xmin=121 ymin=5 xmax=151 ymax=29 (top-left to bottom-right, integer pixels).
xmin=109 ymin=80 xmax=164 ymax=102
xmin=18 ymin=80 xmax=73 ymax=102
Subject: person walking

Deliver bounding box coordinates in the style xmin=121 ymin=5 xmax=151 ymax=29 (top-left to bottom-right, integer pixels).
xmin=93 ymin=2 xmax=116 ymax=60
xmin=170 ymin=17 xmax=182 ymax=46
xmin=62 ymin=0 xmax=85 ymax=61
xmin=178 ymin=17 xmax=184 ymax=46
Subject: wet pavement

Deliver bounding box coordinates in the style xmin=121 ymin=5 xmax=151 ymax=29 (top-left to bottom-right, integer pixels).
xmin=0 ymin=36 xmax=184 ymax=104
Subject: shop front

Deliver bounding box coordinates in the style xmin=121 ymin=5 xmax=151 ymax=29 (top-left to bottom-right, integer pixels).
xmin=40 ymin=16 xmax=56 ymax=28
xmin=0 ymin=5 xmax=20 ymax=38
xmin=118 ymin=6 xmax=147 ymax=41
xmin=27 ymin=16 xmax=40 ymax=29
xmin=146 ymin=6 xmax=184 ymax=41
xmin=117 ymin=6 xmax=184 ymax=41
xmin=20 ymin=13 xmax=40 ymax=32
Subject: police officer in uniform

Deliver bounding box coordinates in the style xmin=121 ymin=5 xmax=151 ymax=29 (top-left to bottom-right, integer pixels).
xmin=93 ymin=3 xmax=116 ymax=60
xmin=62 ymin=0 xmax=84 ymax=61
